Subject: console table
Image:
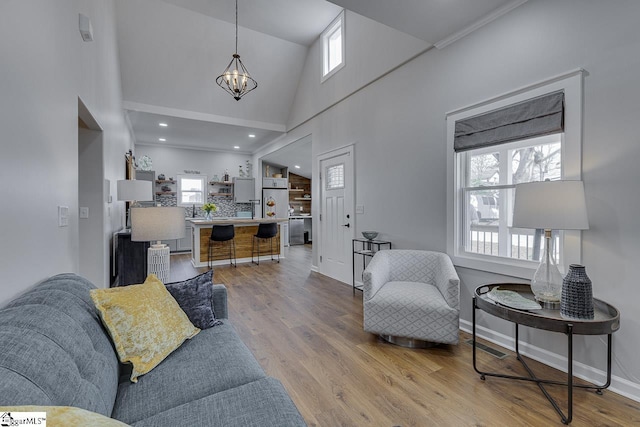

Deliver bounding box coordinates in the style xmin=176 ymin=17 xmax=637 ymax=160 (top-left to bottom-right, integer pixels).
xmin=472 ymin=283 xmax=620 ymax=424
xmin=352 ymin=238 xmax=391 ymax=294
xmin=114 ymin=231 xmax=149 ymax=287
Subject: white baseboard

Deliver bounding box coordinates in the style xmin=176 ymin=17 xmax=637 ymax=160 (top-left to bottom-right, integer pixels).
xmin=460 ymin=319 xmax=640 ymax=403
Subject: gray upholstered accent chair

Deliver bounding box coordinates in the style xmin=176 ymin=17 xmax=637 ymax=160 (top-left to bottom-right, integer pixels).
xmin=362 ymin=250 xmax=460 ymax=346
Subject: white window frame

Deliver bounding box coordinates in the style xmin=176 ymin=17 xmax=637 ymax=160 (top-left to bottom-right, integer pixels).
xmin=177 ymin=174 xmax=207 ymax=207
xmin=321 ymin=10 xmax=345 ymax=82
xmin=446 ymin=69 xmax=584 ymax=279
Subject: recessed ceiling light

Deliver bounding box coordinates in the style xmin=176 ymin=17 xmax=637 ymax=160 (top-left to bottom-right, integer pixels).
xmin=159 ymin=123 xmax=168 ymax=127
xmin=233 ymin=146 xmax=240 ymax=149
xmin=159 ymin=138 xmax=166 ymax=142
xmin=294 ymin=165 xmax=301 ymax=169
xmin=248 ymin=134 xmax=256 ymax=138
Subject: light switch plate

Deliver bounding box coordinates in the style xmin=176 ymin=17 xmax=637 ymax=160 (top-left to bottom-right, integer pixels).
xmin=355 ymin=205 xmax=364 ymax=214
xmin=80 ymin=207 xmax=89 ymax=218
xmin=58 ymin=206 xmax=69 ymax=227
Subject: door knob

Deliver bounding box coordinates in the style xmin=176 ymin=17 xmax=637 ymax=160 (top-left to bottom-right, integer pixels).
xmin=342 ymin=223 xmax=350 ymax=228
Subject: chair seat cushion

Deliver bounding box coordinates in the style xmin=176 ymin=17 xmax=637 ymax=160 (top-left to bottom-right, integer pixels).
xmin=364 ymin=281 xmax=459 ymax=344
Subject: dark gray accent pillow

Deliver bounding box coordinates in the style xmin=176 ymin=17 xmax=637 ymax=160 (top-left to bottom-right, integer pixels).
xmin=165 ymin=270 xmax=222 ymax=329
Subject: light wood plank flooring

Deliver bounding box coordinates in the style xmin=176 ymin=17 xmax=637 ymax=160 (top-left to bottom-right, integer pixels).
xmin=170 ymin=246 xmax=639 ymax=426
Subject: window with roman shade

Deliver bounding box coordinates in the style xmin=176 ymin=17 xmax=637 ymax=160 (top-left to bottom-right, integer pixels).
xmin=446 ymin=70 xmax=584 ymax=278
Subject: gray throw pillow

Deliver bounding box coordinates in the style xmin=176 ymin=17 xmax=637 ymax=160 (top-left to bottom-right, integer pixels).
xmin=165 ymin=270 xmax=222 ymax=329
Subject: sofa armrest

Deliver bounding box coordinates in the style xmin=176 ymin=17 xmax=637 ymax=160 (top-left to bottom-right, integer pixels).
xmin=211 ymin=284 xmax=228 ymax=319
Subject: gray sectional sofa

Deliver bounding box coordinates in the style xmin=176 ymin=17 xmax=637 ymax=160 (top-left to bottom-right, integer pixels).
xmin=0 ymin=273 xmax=306 ymax=426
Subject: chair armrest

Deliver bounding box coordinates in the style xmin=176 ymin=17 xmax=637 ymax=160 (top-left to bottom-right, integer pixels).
xmin=211 ymin=284 xmax=228 ymax=319
xmin=433 ymin=254 xmax=460 ymax=310
xmin=363 ymin=252 xmax=390 ymax=301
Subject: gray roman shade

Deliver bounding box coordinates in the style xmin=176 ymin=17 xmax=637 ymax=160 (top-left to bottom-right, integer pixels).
xmin=454 ymin=91 xmax=564 ymax=152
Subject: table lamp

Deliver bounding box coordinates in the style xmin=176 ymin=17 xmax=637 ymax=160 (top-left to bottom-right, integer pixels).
xmin=131 ymin=207 xmax=185 ymax=283
xmin=512 ymin=180 xmax=589 ymax=307
xmin=117 ymin=180 xmax=153 ymax=229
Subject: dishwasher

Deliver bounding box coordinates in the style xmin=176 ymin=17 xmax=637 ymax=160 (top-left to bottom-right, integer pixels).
xmin=289 ymin=219 xmax=305 ymax=245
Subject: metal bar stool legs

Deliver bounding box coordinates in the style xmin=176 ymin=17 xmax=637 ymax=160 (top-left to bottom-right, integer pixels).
xmin=252 ymin=223 xmax=279 ymax=265
xmin=209 ymin=225 xmax=236 ymax=267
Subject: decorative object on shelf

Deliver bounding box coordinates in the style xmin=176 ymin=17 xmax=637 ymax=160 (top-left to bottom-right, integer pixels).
xmin=245 ymin=160 xmax=252 ymax=177
xmin=215 ymin=0 xmax=257 ymax=101
xmin=239 ymin=165 xmax=245 ymax=177
xmin=512 ymin=180 xmax=589 ymax=307
xmin=223 ymin=169 xmax=230 ymax=182
xmin=157 ymin=174 xmax=165 ymax=180
xmin=161 ymin=185 xmax=172 ymax=192
xmin=561 ymin=264 xmax=594 ymax=319
xmin=169 ymin=177 xmax=173 ymax=181
xmin=212 ymin=174 xmax=219 ymax=182
xmin=203 ymin=203 xmax=217 ymax=220
xmin=137 ymin=155 xmax=152 ymax=171
xmin=131 ymin=207 xmax=186 ymax=283
xmin=362 ymin=231 xmax=378 ymax=240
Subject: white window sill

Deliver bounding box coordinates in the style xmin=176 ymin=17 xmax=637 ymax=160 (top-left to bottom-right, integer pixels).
xmin=451 ymin=252 xmax=537 ymax=280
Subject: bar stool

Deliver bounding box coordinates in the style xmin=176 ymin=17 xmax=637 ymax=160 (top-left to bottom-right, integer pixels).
xmin=208 ymin=224 xmax=236 ymax=268
xmin=252 ymin=222 xmax=279 ymax=265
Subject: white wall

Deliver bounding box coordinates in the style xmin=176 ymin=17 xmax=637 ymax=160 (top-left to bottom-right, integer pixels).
xmin=135 ymin=144 xmax=252 ymax=184
xmin=287 ymin=10 xmax=431 ymax=130
xmin=114 ymin=0 xmax=307 ymax=128
xmin=0 ymin=0 xmax=133 ymax=300
xmin=283 ymin=0 xmax=640 ymax=398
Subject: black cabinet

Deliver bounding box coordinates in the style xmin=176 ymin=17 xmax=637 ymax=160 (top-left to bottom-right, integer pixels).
xmin=115 ymin=231 xmax=149 ymax=286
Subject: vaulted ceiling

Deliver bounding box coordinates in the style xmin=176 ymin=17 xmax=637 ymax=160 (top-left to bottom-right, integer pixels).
xmin=120 ymin=0 xmax=526 ymax=172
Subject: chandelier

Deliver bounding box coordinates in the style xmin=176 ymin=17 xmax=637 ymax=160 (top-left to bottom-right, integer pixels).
xmin=216 ymin=0 xmax=257 ymax=101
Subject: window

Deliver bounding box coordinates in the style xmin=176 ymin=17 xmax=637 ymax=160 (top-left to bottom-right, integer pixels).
xmin=326 ymin=164 xmax=345 ymax=189
xmin=177 ymin=174 xmax=207 ymax=206
xmin=446 ymin=70 xmax=584 ymax=278
xmin=321 ymin=10 xmax=345 ymax=82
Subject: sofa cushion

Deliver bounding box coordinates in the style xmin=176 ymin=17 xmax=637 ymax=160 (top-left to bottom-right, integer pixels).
xmin=130 ymin=377 xmax=306 ymax=427
xmin=91 ymin=274 xmax=200 ymax=383
xmin=0 ymin=406 xmax=129 ymax=426
xmin=0 ymin=274 xmax=120 ymax=416
xmin=112 ymin=323 xmax=267 ymax=425
xmin=165 ymin=271 xmax=222 ymax=329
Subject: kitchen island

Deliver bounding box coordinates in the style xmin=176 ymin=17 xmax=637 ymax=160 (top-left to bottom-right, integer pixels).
xmin=188 ymin=218 xmax=288 ymax=267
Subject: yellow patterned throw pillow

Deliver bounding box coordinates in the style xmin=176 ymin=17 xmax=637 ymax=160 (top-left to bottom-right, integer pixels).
xmin=90 ymin=274 xmax=200 ymax=383
xmin=0 ymin=406 xmax=129 ymax=426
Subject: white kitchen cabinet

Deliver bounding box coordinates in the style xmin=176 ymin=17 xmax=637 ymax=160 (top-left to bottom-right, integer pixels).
xmin=176 ymin=225 xmax=192 ymax=252
xmin=263 ymin=177 xmax=288 ymax=188
xmin=233 ymin=177 xmax=255 ymax=203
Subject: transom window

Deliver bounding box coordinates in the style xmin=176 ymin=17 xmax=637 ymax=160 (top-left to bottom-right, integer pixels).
xmin=321 ymin=11 xmax=345 ymax=82
xmin=446 ymin=70 xmax=584 ymax=278
xmin=177 ymin=174 xmax=207 ymax=206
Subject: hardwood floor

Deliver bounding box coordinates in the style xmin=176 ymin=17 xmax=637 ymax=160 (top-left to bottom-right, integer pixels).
xmin=170 ymin=246 xmax=639 ymax=426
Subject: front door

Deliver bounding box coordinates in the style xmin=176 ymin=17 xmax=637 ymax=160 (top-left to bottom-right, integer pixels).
xmin=319 ymin=146 xmax=353 ymax=284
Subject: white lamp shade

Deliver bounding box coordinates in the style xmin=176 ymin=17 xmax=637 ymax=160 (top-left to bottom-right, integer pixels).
xmin=117 ymin=180 xmax=153 ymax=202
xmin=512 ymin=180 xmax=589 ymax=230
xmin=131 ymin=207 xmax=185 ymax=242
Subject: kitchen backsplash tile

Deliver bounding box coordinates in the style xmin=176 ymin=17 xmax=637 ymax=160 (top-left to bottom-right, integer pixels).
xmin=156 ymin=194 xmax=252 ymax=218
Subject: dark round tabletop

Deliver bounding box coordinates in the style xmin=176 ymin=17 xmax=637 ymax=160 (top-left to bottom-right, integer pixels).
xmin=474 ymin=283 xmax=620 ymax=335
